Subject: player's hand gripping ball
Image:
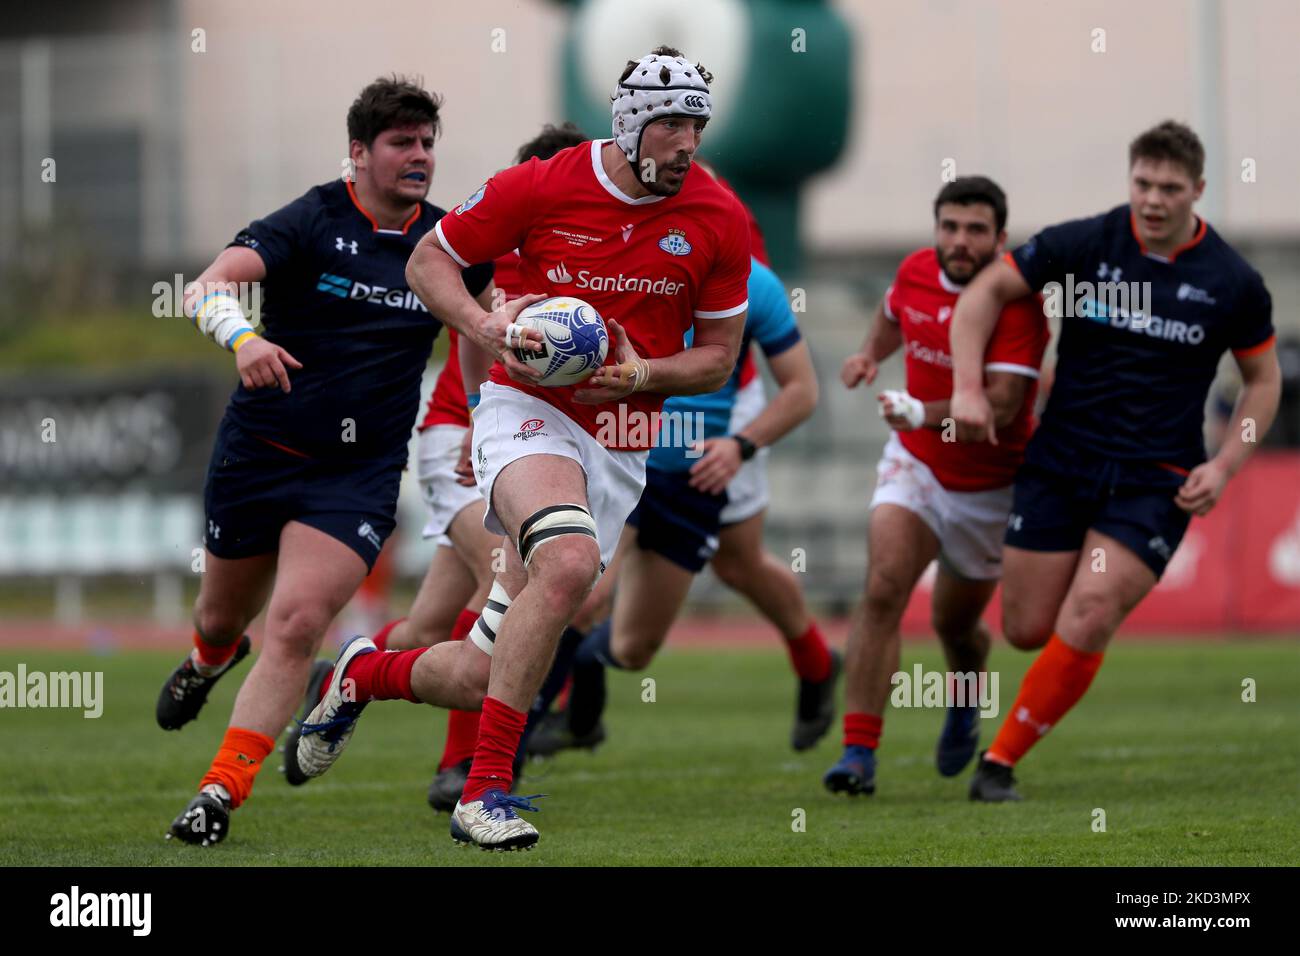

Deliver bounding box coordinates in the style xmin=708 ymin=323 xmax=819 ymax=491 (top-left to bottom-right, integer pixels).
xmin=507 ymin=297 xmax=609 ymax=387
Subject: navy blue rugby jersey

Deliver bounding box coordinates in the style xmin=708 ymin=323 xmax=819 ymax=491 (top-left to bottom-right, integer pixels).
xmin=1008 ymin=204 xmax=1274 ymax=471
xmin=224 ymin=178 xmax=493 ymax=461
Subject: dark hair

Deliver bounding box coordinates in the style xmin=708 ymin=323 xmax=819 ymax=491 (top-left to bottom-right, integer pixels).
xmin=347 ymin=75 xmax=442 ymax=148
xmin=515 ymin=122 xmax=587 ymax=164
xmin=617 ymin=44 xmax=714 ymax=88
xmin=933 ymin=176 xmax=1008 ymax=232
xmin=1129 ymin=120 xmax=1205 ymax=180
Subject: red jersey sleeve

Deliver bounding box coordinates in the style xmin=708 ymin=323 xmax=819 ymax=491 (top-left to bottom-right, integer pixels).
xmin=883 ymin=282 xmax=900 ymax=322
xmin=884 ymin=251 xmax=923 ymax=321
xmin=434 ymin=160 xmax=538 ymax=268
xmin=984 ymin=294 xmax=1049 ymax=378
xmin=694 ymin=197 xmax=751 ymax=319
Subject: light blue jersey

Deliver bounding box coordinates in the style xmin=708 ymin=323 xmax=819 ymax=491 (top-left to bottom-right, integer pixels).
xmin=649 ymin=258 xmax=802 ymax=472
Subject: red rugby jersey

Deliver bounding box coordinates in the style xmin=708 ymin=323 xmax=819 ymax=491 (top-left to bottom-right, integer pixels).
xmin=434 ymin=140 xmax=751 ymax=450
xmin=885 ymin=247 xmax=1049 ymax=490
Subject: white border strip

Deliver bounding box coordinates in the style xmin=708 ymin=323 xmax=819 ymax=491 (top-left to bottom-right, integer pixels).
xmin=695 ymin=300 xmax=748 ymax=319
xmin=433 ymin=219 xmax=471 ymax=268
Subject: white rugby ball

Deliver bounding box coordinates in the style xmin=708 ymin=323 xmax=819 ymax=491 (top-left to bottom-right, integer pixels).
xmin=513 ymin=297 xmax=609 ymax=387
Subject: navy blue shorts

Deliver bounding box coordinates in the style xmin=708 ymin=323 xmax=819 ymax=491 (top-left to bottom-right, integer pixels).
xmin=625 ymin=467 xmax=729 ymax=573
xmin=202 ymin=418 xmax=401 ymax=570
xmin=1006 ymin=458 xmax=1191 ymax=579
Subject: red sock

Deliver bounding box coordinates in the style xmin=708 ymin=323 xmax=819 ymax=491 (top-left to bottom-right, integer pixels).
xmin=462 ymin=696 xmax=527 ymax=802
xmin=843 ymin=712 xmax=883 ymax=749
xmin=785 ymin=621 xmax=833 ymax=682
xmin=439 ymin=609 xmax=483 ymax=770
xmin=986 ymin=634 xmax=1104 ymax=766
xmin=199 ymin=726 xmax=275 ymax=809
xmin=450 ymin=608 xmax=478 ymax=644
xmin=342 ymin=647 xmax=424 ymax=703
xmin=370 ymin=618 xmax=405 ymax=652
xmin=193 ymin=630 xmax=240 ymax=668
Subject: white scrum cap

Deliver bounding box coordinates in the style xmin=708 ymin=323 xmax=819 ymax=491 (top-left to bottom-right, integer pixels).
xmin=611 ymin=52 xmax=712 ymax=168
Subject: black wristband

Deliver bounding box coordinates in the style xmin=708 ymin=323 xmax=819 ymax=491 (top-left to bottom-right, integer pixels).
xmin=731 ymin=435 xmax=758 ymax=461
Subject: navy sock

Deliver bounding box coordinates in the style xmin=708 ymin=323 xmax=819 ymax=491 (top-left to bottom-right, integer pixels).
xmin=567 ymin=618 xmax=617 ymax=737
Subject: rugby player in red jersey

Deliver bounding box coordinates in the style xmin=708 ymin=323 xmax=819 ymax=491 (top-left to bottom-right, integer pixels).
xmin=367 ymin=123 xmax=588 ymax=812
xmin=294 ymin=47 xmax=752 ymax=851
xmin=824 ymin=177 xmax=1049 ymax=796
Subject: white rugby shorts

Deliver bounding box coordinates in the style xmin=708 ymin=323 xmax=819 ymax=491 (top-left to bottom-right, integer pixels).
xmin=471 ymin=381 xmax=647 ymax=568
xmin=869 ymin=432 xmax=1012 ymax=580
xmin=415 ymin=423 xmax=484 ymax=548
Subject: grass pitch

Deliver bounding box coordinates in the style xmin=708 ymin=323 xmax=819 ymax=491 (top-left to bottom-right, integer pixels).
xmin=1 ymin=640 xmax=1296 ymax=866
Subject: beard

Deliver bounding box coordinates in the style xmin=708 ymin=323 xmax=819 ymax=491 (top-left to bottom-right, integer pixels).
xmin=937 ymin=246 xmax=995 ymax=285
xmin=639 ymin=152 xmax=692 ymax=197
xmin=643 ymin=175 xmax=685 ymax=197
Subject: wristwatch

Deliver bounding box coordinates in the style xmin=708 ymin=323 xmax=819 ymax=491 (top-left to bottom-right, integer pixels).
xmin=731 ymin=435 xmax=758 ymax=461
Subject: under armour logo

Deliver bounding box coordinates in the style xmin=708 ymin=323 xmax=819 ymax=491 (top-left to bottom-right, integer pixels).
xmin=336 ymin=237 xmax=358 ymax=255
xmin=1015 ymin=706 xmax=1052 ymax=736
xmin=1007 ymin=513 xmax=1024 ymax=532
xmin=1097 ymin=261 xmax=1122 ymax=282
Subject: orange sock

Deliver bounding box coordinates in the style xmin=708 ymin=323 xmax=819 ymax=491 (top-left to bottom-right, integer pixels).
xmin=199 ymin=727 xmax=275 ymax=809
xmin=986 ymin=634 xmax=1103 ymax=767
xmin=193 ymin=629 xmax=240 ymax=668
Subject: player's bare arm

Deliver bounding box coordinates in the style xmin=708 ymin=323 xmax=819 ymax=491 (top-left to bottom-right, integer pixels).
xmin=1176 ymin=345 xmax=1282 ymax=516
xmin=881 ymin=370 xmax=1029 ymax=433
xmin=453 ymin=282 xmax=500 ymax=485
xmin=950 ymin=258 xmax=1030 ymax=442
xmin=185 ymin=245 xmax=303 ymax=394
xmin=843 ymin=300 xmax=902 ymax=389
xmin=406 ymin=232 xmax=545 ymax=383
xmin=575 ymin=311 xmax=746 ymax=404
xmin=458 ymin=281 xmax=499 ymax=397
xmin=689 ymin=340 xmax=818 ymax=494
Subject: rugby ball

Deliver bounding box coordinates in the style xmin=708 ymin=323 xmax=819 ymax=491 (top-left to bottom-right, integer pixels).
xmin=512 ymin=297 xmax=609 ymax=387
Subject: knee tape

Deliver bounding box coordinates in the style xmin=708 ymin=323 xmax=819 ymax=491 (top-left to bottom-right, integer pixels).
xmin=469 ymin=579 xmax=512 ymax=657
xmin=517 ymin=503 xmax=599 ymax=568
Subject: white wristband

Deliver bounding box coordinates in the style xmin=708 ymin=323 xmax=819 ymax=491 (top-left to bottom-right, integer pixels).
xmin=191 ymin=291 xmax=255 ymax=352
xmin=879 ymin=389 xmax=925 ymax=429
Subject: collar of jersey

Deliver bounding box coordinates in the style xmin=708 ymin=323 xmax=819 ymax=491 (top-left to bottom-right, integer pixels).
xmin=345 ymin=177 xmax=423 ymax=234
xmin=936 ymin=267 xmax=966 ymax=294
xmin=1129 ymin=208 xmax=1207 ymax=264
xmin=591 ymin=140 xmax=666 ymax=206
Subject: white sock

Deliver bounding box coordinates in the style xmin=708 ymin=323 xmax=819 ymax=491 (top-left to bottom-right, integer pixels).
xmin=200 ymin=783 xmax=231 ymax=804
xmin=190 ymin=647 xmax=230 ymax=678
